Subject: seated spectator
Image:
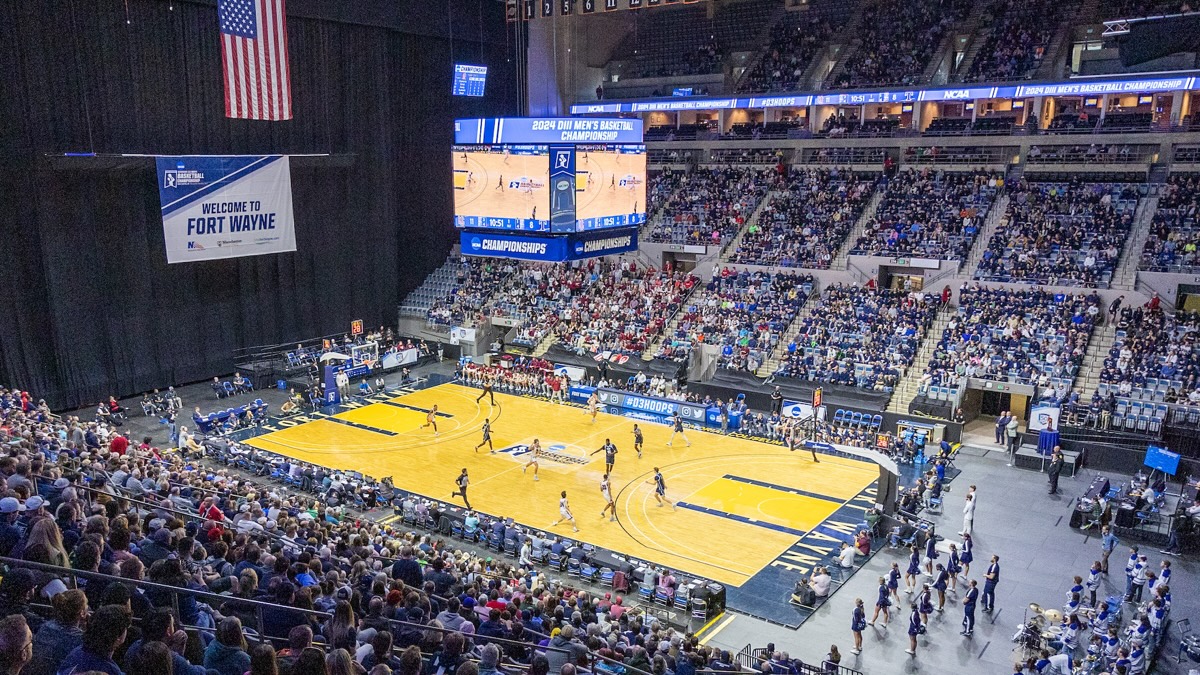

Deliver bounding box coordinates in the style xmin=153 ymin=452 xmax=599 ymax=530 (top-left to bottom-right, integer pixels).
xmin=1139 ymin=173 xmax=1200 ymax=272
xmin=739 ymin=13 xmax=843 ymax=94
xmin=964 ymin=0 xmax=1063 ymax=83
xmin=205 ymin=617 xmax=251 ymax=675
xmin=832 ymin=0 xmax=968 ymax=89
xmin=57 ymin=604 xmax=133 ymax=675
xmin=647 ymin=167 xmax=773 ymax=245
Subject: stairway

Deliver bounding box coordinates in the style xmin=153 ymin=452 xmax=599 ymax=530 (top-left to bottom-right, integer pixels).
xmin=1032 ymin=4 xmax=1081 ymax=81
xmin=721 ymin=190 xmax=782 ymax=262
xmin=831 ymin=189 xmax=884 ymax=270
xmin=1110 ymin=195 xmax=1158 ymax=291
xmin=886 ymin=305 xmax=956 ymax=414
xmin=531 ymin=330 xmax=560 ymax=358
xmin=399 ymin=258 xmax=462 ymax=318
xmin=945 ymin=2 xmax=993 ymax=82
xmin=755 ymin=287 xmax=822 ymax=379
xmin=1073 ymin=321 xmax=1117 ymax=402
xmin=643 ymin=174 xmax=689 ymax=241
xmin=963 ymin=194 xmax=1011 ymax=275
xmin=819 ymin=43 xmax=859 ymax=89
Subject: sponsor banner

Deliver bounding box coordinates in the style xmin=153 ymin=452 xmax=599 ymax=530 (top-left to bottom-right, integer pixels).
xmin=569 ymin=76 xmax=1197 ymax=114
xmin=156 ymin=155 xmax=296 ymax=263
xmin=460 ymin=228 xmax=637 ymax=262
xmin=455 ymin=117 xmax=643 ymax=144
xmin=568 ymin=385 xmax=595 ymax=404
xmin=1029 ymin=405 xmax=1061 ymax=432
xmin=596 ymin=388 xmax=708 ymax=423
xmin=554 ymin=364 xmax=588 ymax=382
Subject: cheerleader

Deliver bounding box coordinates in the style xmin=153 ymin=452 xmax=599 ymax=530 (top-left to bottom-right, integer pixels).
xmin=1086 ymin=561 xmax=1102 ymax=607
xmin=946 ymin=543 xmax=961 ymax=592
xmin=918 ymin=583 xmax=934 ymax=628
xmin=959 ymin=532 xmax=974 ymax=579
xmin=923 ymin=533 xmax=939 ymax=576
xmin=869 ymin=576 xmax=891 ymax=627
xmin=905 ymin=544 xmax=921 ymax=594
xmin=850 ymin=598 xmax=866 ymax=654
xmin=887 ymin=562 xmax=902 ymax=605
xmin=906 ymin=604 xmax=922 ymax=656
xmin=932 ymin=564 xmax=949 ymax=612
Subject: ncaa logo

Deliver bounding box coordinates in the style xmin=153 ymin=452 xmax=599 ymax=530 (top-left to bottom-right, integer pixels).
xmin=782 ymin=403 xmax=805 ymax=418
xmin=574 ymin=241 xmax=585 ymax=255
xmin=470 ymin=237 xmax=483 ymax=251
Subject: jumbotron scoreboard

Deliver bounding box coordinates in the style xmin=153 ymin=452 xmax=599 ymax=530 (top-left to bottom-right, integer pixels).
xmin=452 ymin=117 xmax=644 ymax=262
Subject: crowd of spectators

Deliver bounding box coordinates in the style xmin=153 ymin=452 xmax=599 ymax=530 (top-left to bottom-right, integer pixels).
xmin=0 ymin=385 xmax=732 ymax=675
xmin=1139 ymin=174 xmax=1200 ymax=272
xmin=553 ymin=262 xmax=699 ymax=358
xmin=426 ymin=259 xmax=516 ymax=330
xmin=739 ymin=13 xmax=840 ymax=93
xmin=831 ymin=0 xmax=967 ymax=89
xmin=654 ymin=268 xmax=813 ymax=372
xmin=774 ymin=285 xmax=939 ymax=391
xmin=729 ymin=169 xmax=876 ymax=269
xmin=1099 ymin=304 xmax=1200 ymax=404
xmin=646 ymin=167 xmax=774 ymax=245
xmin=849 ymin=169 xmax=1002 ymax=260
xmin=487 ymin=264 xmax=596 ymax=350
xmin=921 ymin=286 xmax=1100 ymax=395
xmin=963 ymin=0 xmax=1063 ymax=83
xmin=974 ymin=180 xmax=1140 ymax=287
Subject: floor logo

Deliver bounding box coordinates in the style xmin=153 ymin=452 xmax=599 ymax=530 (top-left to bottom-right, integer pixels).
xmin=494 ymin=441 xmax=590 ymax=465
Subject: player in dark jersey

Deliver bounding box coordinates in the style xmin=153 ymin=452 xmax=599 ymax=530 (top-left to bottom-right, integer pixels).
xmin=632 ymin=424 xmax=644 ymax=458
xmin=475 ymin=418 xmax=493 ymax=453
xmin=602 ymin=439 xmax=618 ymax=475
xmin=667 ymin=412 xmax=690 ymax=447
xmin=648 ymin=467 xmax=676 ymax=509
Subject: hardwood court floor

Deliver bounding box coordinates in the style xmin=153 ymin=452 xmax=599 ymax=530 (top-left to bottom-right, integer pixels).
xmin=574 ymin=149 xmax=646 ymax=222
xmin=453 ymin=151 xmax=547 ymax=221
xmin=244 ymin=384 xmax=877 ymax=586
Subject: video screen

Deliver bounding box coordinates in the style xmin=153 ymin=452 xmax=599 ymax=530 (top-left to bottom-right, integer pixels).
xmin=452 ymin=64 xmax=487 ymax=97
xmin=453 ymin=145 xmax=550 ymax=232
xmin=573 ymin=145 xmax=647 ymax=231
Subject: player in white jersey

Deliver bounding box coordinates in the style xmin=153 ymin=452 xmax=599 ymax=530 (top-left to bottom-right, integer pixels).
xmin=522 ymin=438 xmax=542 ymax=481
xmin=552 ymin=490 xmax=579 ymax=532
xmin=586 ymin=392 xmax=599 ymax=423
xmin=421 ymin=405 xmax=440 ymax=436
xmin=600 ymin=474 xmax=617 ymax=522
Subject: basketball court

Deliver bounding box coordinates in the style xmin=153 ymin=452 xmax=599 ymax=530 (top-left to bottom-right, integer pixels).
xmin=242 ymin=383 xmax=878 ymax=589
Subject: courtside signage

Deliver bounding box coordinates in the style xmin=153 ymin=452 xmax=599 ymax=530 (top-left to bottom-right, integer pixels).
xmin=460 ymin=229 xmax=637 ymax=262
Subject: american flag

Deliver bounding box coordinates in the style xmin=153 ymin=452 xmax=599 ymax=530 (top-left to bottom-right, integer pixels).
xmin=217 ymin=0 xmax=292 ymax=121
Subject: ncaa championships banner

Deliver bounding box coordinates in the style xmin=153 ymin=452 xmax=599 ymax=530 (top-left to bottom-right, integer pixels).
xmin=156 ymin=155 xmax=296 ymax=263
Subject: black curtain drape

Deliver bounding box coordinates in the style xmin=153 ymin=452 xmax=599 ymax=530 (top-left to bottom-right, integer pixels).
xmin=0 ymin=0 xmax=519 ymax=409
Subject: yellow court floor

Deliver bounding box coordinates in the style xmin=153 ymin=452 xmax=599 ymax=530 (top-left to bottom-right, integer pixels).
xmin=245 ymin=383 xmax=878 ymax=586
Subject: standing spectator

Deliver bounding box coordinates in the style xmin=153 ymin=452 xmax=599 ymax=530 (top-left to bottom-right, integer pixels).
xmin=770 ymin=387 xmax=783 ymax=416
xmin=995 ymin=411 xmax=1009 ymax=445
xmin=982 ymin=555 xmax=1001 ymax=613
xmin=1047 ymin=450 xmax=1064 ymax=495
xmin=1100 ymin=526 xmax=1118 ymax=574
xmin=961 ymin=579 xmax=979 ymax=637
xmin=961 ymin=493 xmax=975 ymax=536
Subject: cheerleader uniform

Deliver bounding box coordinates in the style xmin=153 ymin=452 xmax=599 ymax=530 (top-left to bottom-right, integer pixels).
xmin=947 ymin=549 xmax=962 ymax=577
xmin=924 ymin=537 xmax=939 ymax=568
xmin=959 ymin=535 xmax=973 ymax=569
xmin=888 ymin=567 xmax=901 ymax=597
xmin=918 ymin=587 xmax=934 ymax=617
xmin=876 ymin=582 xmax=892 ymax=610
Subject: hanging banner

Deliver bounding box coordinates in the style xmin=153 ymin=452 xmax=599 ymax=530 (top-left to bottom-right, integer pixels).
xmin=156 ymin=155 xmax=296 ymax=263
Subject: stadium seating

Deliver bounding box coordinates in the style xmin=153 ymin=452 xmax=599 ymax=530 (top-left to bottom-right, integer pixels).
xmin=486 ymin=263 xmax=597 ymax=349
xmin=654 ymin=269 xmax=813 ymax=371
xmin=729 ymin=168 xmax=876 ymax=269
xmin=974 ymin=180 xmax=1141 ymax=287
xmin=830 ymin=0 xmax=969 ymax=89
xmin=1096 ymin=306 xmax=1200 ymax=426
xmin=739 ymin=4 xmax=849 ymax=94
xmin=849 ymin=169 xmax=1002 ymax=260
xmin=553 ymin=265 xmax=700 ymax=357
xmin=774 ymin=285 xmax=939 ymax=390
xmin=1139 ymin=173 xmax=1200 ymax=272
xmin=923 ymin=286 xmax=1100 ymax=395
xmin=964 ymin=0 xmax=1064 ymax=83
xmin=424 ymin=257 xmax=515 ymax=330
xmin=646 ymin=167 xmax=774 ymax=245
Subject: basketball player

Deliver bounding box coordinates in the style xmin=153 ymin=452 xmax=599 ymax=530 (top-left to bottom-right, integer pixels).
xmin=600 ymin=474 xmax=617 ymax=522
xmin=503 ymin=147 xmax=511 ymax=164
xmin=610 ymin=175 xmax=616 ymax=190
xmin=450 ymin=468 xmax=471 ymax=509
xmin=523 ymin=438 xmax=542 ymax=481
xmin=467 ymin=171 xmax=476 ymax=186
xmin=475 ymin=418 xmax=493 ymax=453
xmin=531 ymin=206 xmax=537 ymax=220
xmin=586 ymin=171 xmax=595 ymax=187
xmin=632 ymin=424 xmax=644 ymax=458
xmin=552 ymin=490 xmax=579 ymax=532
xmin=495 ymin=175 xmax=504 ymax=191
xmin=602 ymin=438 xmax=618 ymax=475
xmin=648 ymin=467 xmax=676 ymax=509
xmin=667 ymin=411 xmax=690 ymax=447
xmin=586 ymin=391 xmax=599 ymax=423
xmin=422 ymin=405 xmax=439 ymax=436
xmin=477 ymin=379 xmax=495 ymax=405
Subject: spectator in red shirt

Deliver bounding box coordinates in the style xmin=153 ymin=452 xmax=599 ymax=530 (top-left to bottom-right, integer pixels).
xmin=110 ymin=434 xmax=129 ymax=456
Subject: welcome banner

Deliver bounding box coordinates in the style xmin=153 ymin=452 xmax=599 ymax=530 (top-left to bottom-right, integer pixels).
xmin=156 ymin=155 xmax=296 ymax=263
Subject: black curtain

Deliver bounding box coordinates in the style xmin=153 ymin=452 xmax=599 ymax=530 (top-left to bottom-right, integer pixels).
xmin=0 ymin=0 xmax=519 ymax=409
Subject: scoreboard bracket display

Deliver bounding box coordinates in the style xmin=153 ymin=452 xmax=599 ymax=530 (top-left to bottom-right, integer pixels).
xmin=452 ymin=118 xmax=646 ymax=258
